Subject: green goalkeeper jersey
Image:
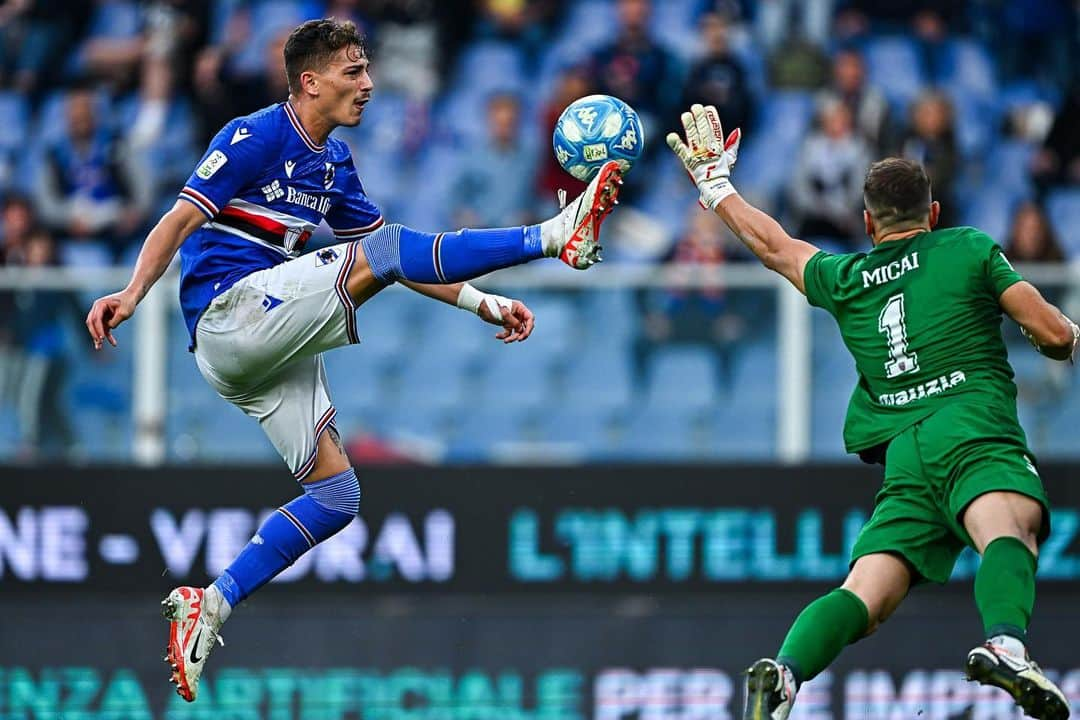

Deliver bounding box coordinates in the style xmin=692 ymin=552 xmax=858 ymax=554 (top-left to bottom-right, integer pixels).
xmin=803 ymin=226 xmax=1026 ymax=456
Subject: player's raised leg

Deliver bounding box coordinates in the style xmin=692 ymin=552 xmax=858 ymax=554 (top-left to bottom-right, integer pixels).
xmin=350 ymin=159 xmax=622 ymax=297
xmin=962 ymin=491 xmax=1070 ymax=720
xmin=744 ymin=553 xmax=909 ymax=720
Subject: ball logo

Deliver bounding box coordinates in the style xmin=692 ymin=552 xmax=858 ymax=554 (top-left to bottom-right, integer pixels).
xmin=575 ymin=106 xmax=598 ymax=130
xmin=555 ymin=146 xmax=571 ymax=166
xmin=615 ymin=127 xmax=637 ymax=151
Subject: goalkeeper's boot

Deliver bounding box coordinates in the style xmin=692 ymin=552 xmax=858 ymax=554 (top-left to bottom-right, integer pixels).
xmin=549 ymin=160 xmax=623 ymax=269
xmin=966 ymin=642 xmax=1070 ymax=720
xmin=162 ymin=586 xmax=225 ymax=702
xmin=744 ymin=658 xmax=797 ymax=720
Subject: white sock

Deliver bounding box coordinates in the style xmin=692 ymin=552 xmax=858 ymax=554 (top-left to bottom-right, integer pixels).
xmin=538 ymin=212 xmax=567 ymax=257
xmin=988 ymin=634 xmax=1027 ymax=658
xmin=203 ymin=584 xmax=233 ymax=632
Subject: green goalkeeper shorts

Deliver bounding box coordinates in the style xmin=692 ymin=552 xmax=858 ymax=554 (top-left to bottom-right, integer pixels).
xmin=850 ymin=400 xmax=1050 ymax=584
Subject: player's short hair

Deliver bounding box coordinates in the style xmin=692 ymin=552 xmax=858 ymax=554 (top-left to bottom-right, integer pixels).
xmin=284 ymin=18 xmax=367 ymax=95
xmin=863 ymin=158 xmax=933 ymax=229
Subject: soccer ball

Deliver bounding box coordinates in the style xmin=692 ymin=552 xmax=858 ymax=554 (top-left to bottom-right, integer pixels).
xmin=553 ymin=94 xmax=644 ymax=182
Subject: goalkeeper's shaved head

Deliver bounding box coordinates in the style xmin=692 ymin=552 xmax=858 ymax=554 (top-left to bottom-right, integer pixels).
xmin=863 ymin=158 xmax=933 ymax=232
xmin=284 ymin=18 xmax=366 ymax=95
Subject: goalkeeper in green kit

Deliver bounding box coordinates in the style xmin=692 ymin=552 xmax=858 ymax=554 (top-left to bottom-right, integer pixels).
xmin=668 ymin=104 xmax=1078 ymax=720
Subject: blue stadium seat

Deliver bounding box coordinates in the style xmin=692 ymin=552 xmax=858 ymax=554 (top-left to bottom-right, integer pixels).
xmin=960 ymin=187 xmax=1027 ymax=246
xmin=230 ymin=1 xmax=307 ymax=76
xmin=85 ymin=0 xmax=141 ymax=40
xmin=0 ymin=93 xmax=28 ymax=153
xmin=710 ymin=399 xmax=775 ymax=459
xmin=736 ymin=92 xmax=814 ymax=201
xmin=394 ymin=350 xmax=475 ymax=412
xmin=810 ymin=313 xmax=855 ymax=457
xmin=615 ymin=405 xmax=712 ymax=460
xmin=530 ymin=403 xmax=620 ymax=459
xmin=644 ymin=346 xmax=721 ymax=411
xmin=475 ymin=346 xmax=555 ymax=411
xmin=1046 ymin=189 xmax=1080 ymax=258
xmin=938 ymin=38 xmax=997 ymax=98
xmin=863 ymin=36 xmax=926 ymax=111
xmin=948 ymin=88 xmax=997 ymax=159
xmin=984 ymin=140 xmax=1037 ymax=197
xmin=564 ymin=342 xmax=635 ymax=413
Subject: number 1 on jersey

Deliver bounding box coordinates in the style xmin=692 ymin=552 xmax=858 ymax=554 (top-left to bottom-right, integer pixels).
xmin=878 ymin=293 xmax=919 ymax=378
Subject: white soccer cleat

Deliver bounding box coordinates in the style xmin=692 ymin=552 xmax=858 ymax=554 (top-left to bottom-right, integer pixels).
xmin=966 ymin=643 xmax=1071 ymax=720
xmin=550 ymin=160 xmax=623 ymax=269
xmin=162 ymin=586 xmax=224 ymax=702
xmin=743 ymin=658 xmax=797 ymax=720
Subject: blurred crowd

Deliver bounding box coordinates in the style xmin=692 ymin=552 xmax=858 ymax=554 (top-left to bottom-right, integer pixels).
xmin=0 ymin=0 xmax=1076 ymax=458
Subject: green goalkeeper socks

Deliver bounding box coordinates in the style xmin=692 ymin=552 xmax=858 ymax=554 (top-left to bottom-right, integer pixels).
xmin=975 ymin=536 xmax=1037 ymax=640
xmin=776 ymin=588 xmax=869 ymax=686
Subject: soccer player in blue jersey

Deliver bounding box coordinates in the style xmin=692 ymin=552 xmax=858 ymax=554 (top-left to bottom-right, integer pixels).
xmin=84 ymin=18 xmax=622 ymax=702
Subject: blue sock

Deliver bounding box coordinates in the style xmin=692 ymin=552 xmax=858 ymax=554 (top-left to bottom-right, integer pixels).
xmin=212 ymin=468 xmax=360 ymax=607
xmin=361 ymin=223 xmax=544 ymax=284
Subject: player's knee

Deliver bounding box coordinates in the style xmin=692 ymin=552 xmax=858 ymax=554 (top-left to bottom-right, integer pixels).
xmin=359 ymin=223 xmax=405 ymax=284
xmin=303 ymin=467 xmax=361 ymax=517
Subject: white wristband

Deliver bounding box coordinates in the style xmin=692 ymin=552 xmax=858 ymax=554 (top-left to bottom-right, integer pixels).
xmin=701 ymin=178 xmax=738 ymax=210
xmin=456 ymin=283 xmax=485 ymax=314
xmin=456 ymin=283 xmax=512 ymax=321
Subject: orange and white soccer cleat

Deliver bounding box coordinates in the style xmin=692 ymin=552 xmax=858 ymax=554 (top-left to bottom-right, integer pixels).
xmin=162 ymin=586 xmax=224 ymax=702
xmin=549 ymin=160 xmax=623 ymax=269
xmin=966 ymin=642 xmax=1070 ymax=720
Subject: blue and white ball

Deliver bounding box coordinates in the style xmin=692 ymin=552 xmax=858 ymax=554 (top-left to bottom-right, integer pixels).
xmin=553 ymin=94 xmax=644 ymax=182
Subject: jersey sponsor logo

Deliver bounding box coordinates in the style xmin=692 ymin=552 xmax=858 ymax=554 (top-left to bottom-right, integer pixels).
xmin=261 ymin=179 xmax=284 ymax=203
xmin=230 ymin=126 xmax=252 ymax=145
xmin=877 ymin=370 xmax=967 ymax=406
xmin=286 ymin=185 xmax=331 ymax=215
xmin=284 ymin=160 xmax=295 ymax=178
xmin=316 ymin=247 xmax=340 ymax=266
xmin=195 ymin=150 xmax=228 ymax=180
xmin=323 ymin=162 xmax=335 ymax=190
xmin=862 ymin=252 xmax=920 ymax=288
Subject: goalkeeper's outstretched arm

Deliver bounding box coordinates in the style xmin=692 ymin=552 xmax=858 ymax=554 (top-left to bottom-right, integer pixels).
xmin=667 ymin=103 xmax=820 ymax=294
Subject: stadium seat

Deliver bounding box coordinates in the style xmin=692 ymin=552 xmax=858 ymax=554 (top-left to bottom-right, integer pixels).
xmin=938 ymin=38 xmax=997 ymax=98
xmin=1045 ymin=189 xmax=1080 ymax=258
xmin=736 ymin=91 xmax=814 ymax=201
xmin=85 ymin=0 xmax=141 ymax=40
xmin=948 ymin=87 xmax=997 ymax=159
xmin=0 ymin=93 xmax=28 ymax=153
xmin=960 ymin=187 xmax=1027 ymax=246
xmin=863 ymin=36 xmax=926 ymax=111
xmin=614 ymin=405 xmax=713 ymax=460
xmin=644 ymin=346 xmax=721 ymax=411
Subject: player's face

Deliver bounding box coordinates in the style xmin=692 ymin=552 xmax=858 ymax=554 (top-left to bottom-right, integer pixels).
xmin=318 ymin=45 xmax=373 ymax=128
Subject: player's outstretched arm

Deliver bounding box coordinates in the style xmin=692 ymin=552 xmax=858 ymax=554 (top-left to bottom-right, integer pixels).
xmin=400 ymin=280 xmax=535 ymax=343
xmin=667 ymin=104 xmax=820 ymax=293
xmin=999 ymin=281 xmax=1080 ymax=362
xmin=85 ymin=200 xmax=207 ymax=349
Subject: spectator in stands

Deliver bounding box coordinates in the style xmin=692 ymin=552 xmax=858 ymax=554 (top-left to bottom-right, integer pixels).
xmin=754 ymin=0 xmax=833 ymax=53
xmin=0 ymin=192 xmax=33 ymax=265
xmin=10 ymin=228 xmax=79 ymax=457
xmin=819 ymin=47 xmax=890 ymax=153
xmin=789 ymin=97 xmax=871 ymax=248
xmin=0 ymin=194 xmax=34 ymax=418
xmin=193 ymin=26 xmax=293 ymax=145
xmin=1031 ymin=81 xmax=1080 ymax=194
xmin=632 ymin=206 xmax=749 ymax=391
xmin=81 ymin=1 xmax=208 ymax=148
xmin=681 ymin=12 xmax=754 ymax=135
xmin=450 ymin=92 xmax=537 ymax=228
xmin=586 ymin=0 xmax=681 ymax=156
xmin=898 ymin=90 xmax=958 ymax=227
xmin=536 ymin=65 xmax=590 ymax=208
xmin=33 ymin=82 xmax=153 ymax=260
xmin=834 ymin=0 xmax=964 ymax=78
xmin=1005 ymin=201 xmax=1065 ymax=264
xmin=473 ymin=0 xmax=563 ymax=64
xmin=0 ymin=0 xmax=90 ymax=97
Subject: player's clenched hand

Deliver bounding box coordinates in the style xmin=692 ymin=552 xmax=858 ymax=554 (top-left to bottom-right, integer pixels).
xmin=85 ymin=290 xmax=138 ymax=350
xmin=479 ymin=298 xmax=535 ymax=343
xmin=666 ymin=103 xmax=742 ymax=210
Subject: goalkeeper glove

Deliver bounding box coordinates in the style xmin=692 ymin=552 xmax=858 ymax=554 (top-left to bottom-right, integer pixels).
xmin=666 ymin=103 xmax=742 ymax=211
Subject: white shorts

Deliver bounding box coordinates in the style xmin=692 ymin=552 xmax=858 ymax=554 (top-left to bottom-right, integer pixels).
xmin=194 ymin=242 xmax=361 ymax=479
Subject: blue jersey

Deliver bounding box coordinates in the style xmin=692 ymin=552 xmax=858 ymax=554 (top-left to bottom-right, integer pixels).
xmin=177 ymin=102 xmax=383 ymax=344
